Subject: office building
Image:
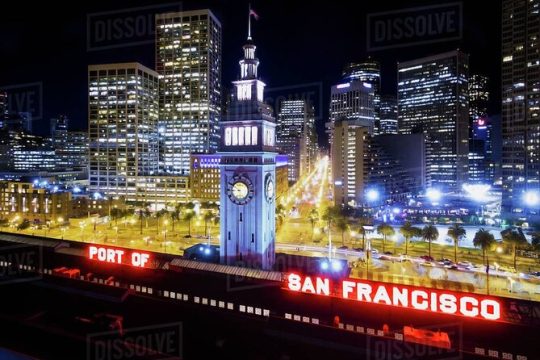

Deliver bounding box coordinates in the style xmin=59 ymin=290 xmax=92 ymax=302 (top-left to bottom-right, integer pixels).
xmin=51 ymin=116 xmax=88 ymax=171
xmin=277 ymin=100 xmax=316 ymax=182
xmin=342 ymin=59 xmax=381 ymax=134
xmin=398 ymin=50 xmax=469 ymax=192
xmin=379 ymin=95 xmax=398 ymax=135
xmin=156 ymin=10 xmax=222 ymax=175
xmin=88 ymin=63 xmax=160 ymax=200
xmin=327 ymin=81 xmax=375 ymax=144
xmin=0 ymin=91 xmax=6 ymax=119
xmin=468 ymin=74 xmax=493 ymax=184
xmin=0 ymin=129 xmax=56 ymax=172
xmin=501 ymin=0 xmax=540 ymax=215
xmin=0 ymin=180 xmax=71 ymax=223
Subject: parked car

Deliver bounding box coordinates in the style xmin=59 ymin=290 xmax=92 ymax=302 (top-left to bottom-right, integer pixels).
xmin=420 ymin=255 xmax=435 ymax=262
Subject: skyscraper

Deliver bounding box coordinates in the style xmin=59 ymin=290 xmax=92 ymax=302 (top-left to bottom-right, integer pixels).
xmin=88 ymin=63 xmax=159 ymax=199
xmin=156 ymin=10 xmax=222 ymax=175
xmin=502 ymin=0 xmax=540 ymax=216
xmin=379 ymin=94 xmax=398 ymax=135
xmin=327 ymin=81 xmax=374 ymax=144
xmin=342 ymin=59 xmax=381 ymax=134
xmin=468 ymin=74 xmax=492 ymax=184
xmin=398 ymin=50 xmax=469 ymax=192
xmin=277 ymin=99 xmax=316 ymax=182
xmin=0 ymin=91 xmax=7 ymax=119
xmin=332 ymin=120 xmax=369 ymax=207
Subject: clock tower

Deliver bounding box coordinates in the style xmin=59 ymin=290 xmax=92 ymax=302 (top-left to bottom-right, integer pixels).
xmin=218 ymin=16 xmax=276 ymax=270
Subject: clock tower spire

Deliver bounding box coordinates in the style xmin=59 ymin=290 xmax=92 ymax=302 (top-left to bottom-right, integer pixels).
xmin=219 ymin=7 xmax=276 ymax=270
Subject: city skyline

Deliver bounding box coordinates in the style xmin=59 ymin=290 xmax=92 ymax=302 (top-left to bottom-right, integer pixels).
xmin=0 ymin=0 xmax=501 ymax=146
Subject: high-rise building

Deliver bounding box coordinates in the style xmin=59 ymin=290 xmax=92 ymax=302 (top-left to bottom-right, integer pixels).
xmin=379 ymin=94 xmax=398 ymax=135
xmin=88 ymin=63 xmax=160 ymax=199
xmin=276 ymin=99 xmax=316 ymax=182
xmin=327 ymin=81 xmax=374 ymax=144
xmin=501 ymin=0 xmax=540 ymax=216
xmin=332 ymin=120 xmax=369 ymax=207
xmin=0 ymin=129 xmax=55 ymax=172
xmin=0 ymin=91 xmax=7 ymax=119
xmin=342 ymin=59 xmax=381 ymax=134
xmin=468 ymin=74 xmax=493 ymax=184
xmin=50 ymin=116 xmax=88 ymax=171
xmin=156 ymin=10 xmax=222 ymax=175
xmin=218 ymin=23 xmax=276 ymax=269
xmin=398 ymin=50 xmax=469 ymax=192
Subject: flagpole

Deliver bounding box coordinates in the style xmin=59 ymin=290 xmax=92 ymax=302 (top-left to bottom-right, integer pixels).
xmin=248 ymin=3 xmax=252 ymax=40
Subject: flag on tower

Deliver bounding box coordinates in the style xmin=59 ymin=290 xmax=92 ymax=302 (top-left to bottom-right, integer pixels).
xmin=249 ymin=8 xmax=259 ymax=20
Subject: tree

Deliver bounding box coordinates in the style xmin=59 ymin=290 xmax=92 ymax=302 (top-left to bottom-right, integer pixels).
xmin=204 ymin=211 xmax=214 ymax=237
xmin=447 ymin=223 xmax=466 ymax=263
xmin=170 ymin=205 xmax=181 ymax=233
xmin=421 ymin=224 xmax=439 ymax=258
xmin=110 ymin=208 xmax=123 ymax=227
xmin=275 ymin=204 xmax=286 ymax=228
xmin=155 ymin=209 xmax=168 ymax=234
xmin=357 ymin=217 xmax=371 ymax=249
xmin=377 ymin=223 xmax=395 ymax=253
xmin=501 ymin=228 xmax=527 ymax=271
xmin=473 ymin=228 xmax=496 ymax=295
xmin=335 ymin=216 xmax=349 ymax=246
xmin=308 ymin=208 xmax=319 ymax=238
xmin=399 ymin=222 xmax=417 ymax=255
xmin=184 ymin=211 xmax=195 ymax=237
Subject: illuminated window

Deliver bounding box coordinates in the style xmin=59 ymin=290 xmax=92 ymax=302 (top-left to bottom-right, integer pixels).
xmin=251 ymin=126 xmax=258 ymax=145
xmin=245 ymin=126 xmax=251 ymax=145
xmin=225 ymin=127 xmax=232 ymax=146
xmin=232 ymin=127 xmax=238 ymax=145
xmin=238 ymin=126 xmax=245 ymax=145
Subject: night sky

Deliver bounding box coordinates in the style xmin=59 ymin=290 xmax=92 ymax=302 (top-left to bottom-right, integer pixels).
xmin=0 ymin=0 xmax=501 ymax=146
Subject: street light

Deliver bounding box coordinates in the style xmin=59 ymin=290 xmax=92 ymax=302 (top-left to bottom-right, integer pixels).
xmin=523 ymin=190 xmax=540 ymax=207
xmin=426 ymin=189 xmax=442 ymax=203
xmin=366 ymin=189 xmax=379 ymax=202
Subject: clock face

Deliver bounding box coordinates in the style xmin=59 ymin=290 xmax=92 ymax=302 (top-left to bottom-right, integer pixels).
xmin=227 ymin=175 xmax=254 ymax=205
xmin=265 ymin=175 xmax=274 ymax=202
xmin=232 ymin=182 xmax=249 ymax=200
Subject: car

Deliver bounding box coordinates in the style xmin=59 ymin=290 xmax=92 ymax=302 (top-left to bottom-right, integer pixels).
xmin=379 ymin=254 xmax=393 ymax=261
xmin=384 ymin=251 xmax=393 ymax=255
xmin=353 ymin=247 xmax=364 ymax=252
xmin=420 ymin=255 xmax=435 ymax=262
xmin=338 ymin=246 xmax=348 ymax=250
xmin=183 ymin=234 xmax=192 ymax=238
xmin=457 ymin=261 xmax=474 ymax=270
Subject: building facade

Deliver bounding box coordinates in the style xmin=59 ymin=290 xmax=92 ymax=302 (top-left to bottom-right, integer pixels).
xmin=0 ymin=181 xmax=71 ymax=223
xmin=218 ymin=28 xmax=276 ymax=270
xmin=327 ymin=81 xmax=374 ymax=144
xmin=379 ymin=94 xmax=398 ymax=135
xmin=501 ymin=0 xmax=540 ymax=216
xmin=342 ymin=59 xmax=381 ymax=134
xmin=468 ymin=74 xmax=493 ymax=184
xmin=156 ymin=10 xmax=222 ymax=175
xmin=88 ymin=63 xmax=160 ymax=200
xmin=398 ymin=50 xmax=469 ymax=192
xmin=276 ymin=100 xmax=316 ymax=182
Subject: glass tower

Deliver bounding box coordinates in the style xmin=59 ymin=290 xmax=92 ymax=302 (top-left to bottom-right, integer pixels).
xmin=501 ymin=0 xmax=540 ymax=216
xmin=155 ymin=10 xmax=222 ymax=175
xmin=398 ymin=50 xmax=470 ymax=192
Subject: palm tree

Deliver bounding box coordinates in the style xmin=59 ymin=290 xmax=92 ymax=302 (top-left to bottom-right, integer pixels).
xmin=447 ymin=223 xmax=466 ymax=263
xmin=421 ymin=224 xmax=439 ymax=258
xmin=357 ymin=217 xmax=370 ymax=249
xmin=501 ymin=228 xmax=527 ymax=271
xmin=204 ymin=211 xmax=214 ymax=237
xmin=473 ymin=228 xmax=496 ymax=294
xmin=184 ymin=211 xmax=195 ymax=237
xmin=377 ymin=223 xmax=395 ymax=253
xmin=399 ymin=222 xmax=416 ymax=255
xmin=308 ymin=208 xmax=319 ymax=238
xmin=473 ymin=228 xmax=496 ymax=265
xmin=155 ymin=208 xmax=168 ymax=235
xmin=335 ymin=216 xmax=349 ymax=246
xmin=170 ymin=207 xmax=180 ymax=233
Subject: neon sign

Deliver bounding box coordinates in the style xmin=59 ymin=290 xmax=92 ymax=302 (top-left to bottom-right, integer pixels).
xmin=88 ymin=245 xmax=150 ymax=268
xmin=285 ymin=274 xmax=501 ymax=321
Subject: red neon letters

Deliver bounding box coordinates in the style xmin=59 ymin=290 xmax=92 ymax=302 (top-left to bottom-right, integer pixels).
xmin=286 ymin=273 xmax=501 ymax=321
xmin=88 ymin=246 xmax=150 ymax=268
